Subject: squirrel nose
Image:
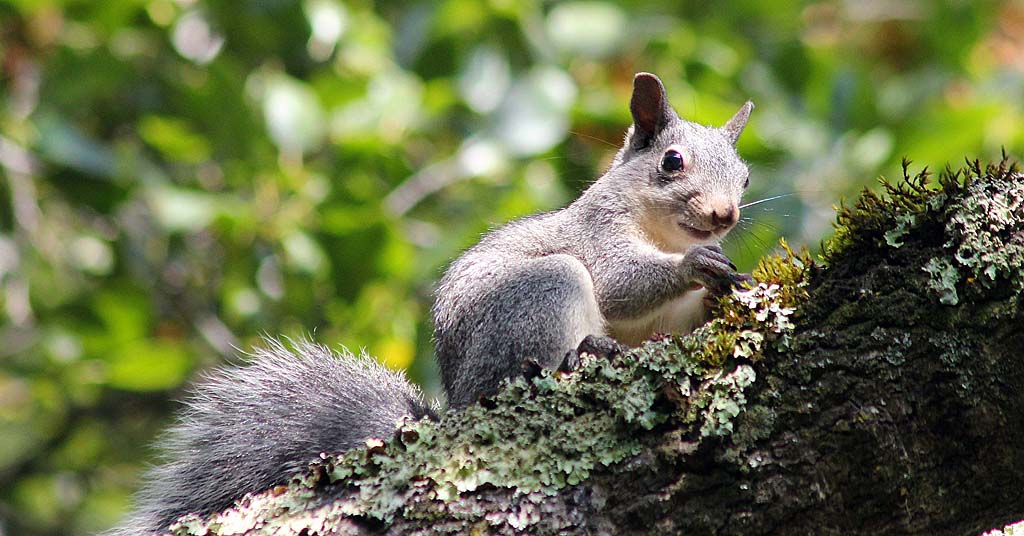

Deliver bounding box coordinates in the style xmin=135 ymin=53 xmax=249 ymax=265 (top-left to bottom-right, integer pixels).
xmin=710 ymin=203 xmax=738 ymax=229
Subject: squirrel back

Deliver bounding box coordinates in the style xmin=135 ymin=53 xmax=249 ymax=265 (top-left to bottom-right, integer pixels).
xmin=109 ymin=340 xmax=434 ymax=535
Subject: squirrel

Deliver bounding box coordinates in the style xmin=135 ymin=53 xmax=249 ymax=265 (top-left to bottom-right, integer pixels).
xmin=110 ymin=72 xmax=753 ymax=535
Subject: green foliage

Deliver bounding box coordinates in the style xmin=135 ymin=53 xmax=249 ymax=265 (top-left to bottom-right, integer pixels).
xmin=1 ymin=1 xmax=1023 ymax=534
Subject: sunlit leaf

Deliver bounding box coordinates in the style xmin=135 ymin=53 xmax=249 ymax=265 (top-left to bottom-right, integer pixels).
xmin=304 ymin=0 xmax=348 ymax=61
xmin=493 ymin=66 xmax=577 ymax=156
xmin=547 ymin=2 xmax=627 ymax=58
xmin=105 ymin=340 xmax=192 ymax=392
xmin=261 ymin=74 xmax=327 ymax=155
xmin=458 ymin=46 xmax=510 ymax=113
xmin=171 ymin=8 xmax=224 ymax=64
xmin=138 ymin=115 xmax=212 ymax=163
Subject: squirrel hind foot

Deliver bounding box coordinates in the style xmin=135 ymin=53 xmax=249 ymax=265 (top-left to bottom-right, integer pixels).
xmin=560 ymin=335 xmax=625 ymax=374
xmin=575 ymin=335 xmax=627 ymax=361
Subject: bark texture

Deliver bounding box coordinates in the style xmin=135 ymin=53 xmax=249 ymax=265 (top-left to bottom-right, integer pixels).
xmin=168 ymin=160 xmax=1024 ymax=536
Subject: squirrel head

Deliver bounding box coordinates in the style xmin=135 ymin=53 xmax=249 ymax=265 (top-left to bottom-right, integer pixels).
xmin=607 ymin=72 xmax=753 ymax=252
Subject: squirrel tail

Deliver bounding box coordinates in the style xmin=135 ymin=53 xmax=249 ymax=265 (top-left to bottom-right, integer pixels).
xmin=109 ymin=338 xmax=435 ymax=535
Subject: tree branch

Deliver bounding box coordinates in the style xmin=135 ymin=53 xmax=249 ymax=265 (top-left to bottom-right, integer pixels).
xmin=168 ymin=158 xmax=1024 ymax=536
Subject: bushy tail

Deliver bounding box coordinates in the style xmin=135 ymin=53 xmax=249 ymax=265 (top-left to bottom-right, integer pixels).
xmin=109 ymin=339 xmax=435 ymax=535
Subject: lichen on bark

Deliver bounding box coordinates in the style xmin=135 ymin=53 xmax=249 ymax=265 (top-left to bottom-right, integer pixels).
xmin=167 ymin=157 xmax=1023 ymax=536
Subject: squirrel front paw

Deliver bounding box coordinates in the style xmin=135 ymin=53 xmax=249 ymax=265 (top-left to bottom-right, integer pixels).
xmin=681 ymin=244 xmax=751 ymax=295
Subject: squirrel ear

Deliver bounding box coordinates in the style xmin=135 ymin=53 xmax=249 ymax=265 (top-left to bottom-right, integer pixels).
xmin=629 ymin=72 xmax=675 ymax=149
xmin=722 ymin=100 xmax=754 ymax=145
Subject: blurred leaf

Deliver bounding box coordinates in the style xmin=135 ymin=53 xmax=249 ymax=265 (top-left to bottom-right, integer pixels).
xmin=304 ymin=0 xmax=348 ymax=61
xmin=34 ymin=114 xmax=117 ymax=178
xmin=0 ymin=376 xmax=66 ymax=473
xmin=138 ymin=116 xmax=212 ymax=163
xmin=547 ymin=2 xmax=627 ymax=58
xmin=171 ymin=9 xmax=225 ymax=65
xmin=52 ymin=422 xmax=107 ymax=470
xmin=378 ymin=337 xmax=414 ymax=370
xmin=261 ymin=73 xmax=327 ymax=155
xmin=106 ymin=339 xmax=191 ymax=392
xmin=330 ymin=69 xmax=424 ymax=144
xmin=850 ymin=127 xmax=895 ymax=170
xmin=94 ymin=290 xmax=149 ymax=343
xmin=282 ymin=230 xmax=327 ymax=274
xmin=458 ymin=45 xmax=510 ymax=113
xmin=494 ymin=66 xmax=577 ymax=156
xmin=10 ymin=474 xmax=64 ymax=528
xmin=145 ymin=185 xmax=244 ymax=232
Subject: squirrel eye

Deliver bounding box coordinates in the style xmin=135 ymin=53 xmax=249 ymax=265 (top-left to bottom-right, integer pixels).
xmin=661 ymin=149 xmax=685 ymax=173
xmin=743 ymin=175 xmax=750 ymax=188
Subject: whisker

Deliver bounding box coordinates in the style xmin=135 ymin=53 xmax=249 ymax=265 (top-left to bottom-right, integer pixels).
xmin=739 ymin=219 xmax=785 ymax=235
xmin=739 ymin=193 xmax=797 ymax=209
xmin=743 ymin=207 xmax=794 ymax=217
xmin=733 ymin=218 xmax=770 ymax=248
xmin=727 ymin=219 xmax=775 ymax=251
xmin=568 ymin=130 xmax=619 ymax=149
xmin=723 ymin=227 xmax=761 ymax=259
xmin=732 ymin=224 xmax=774 ymax=251
xmin=740 ymin=215 xmax=782 ymax=226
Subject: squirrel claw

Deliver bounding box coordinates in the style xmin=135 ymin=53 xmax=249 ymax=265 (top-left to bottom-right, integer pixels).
xmin=731 ymin=272 xmax=754 ymax=287
xmin=575 ymin=335 xmax=626 ymax=360
xmin=558 ymin=350 xmax=580 ymax=373
xmin=522 ymin=357 xmax=545 ymax=380
xmin=553 ymin=334 xmax=626 ymax=376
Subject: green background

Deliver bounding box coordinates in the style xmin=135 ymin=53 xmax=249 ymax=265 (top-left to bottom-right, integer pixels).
xmin=1 ymin=0 xmax=1022 ymax=533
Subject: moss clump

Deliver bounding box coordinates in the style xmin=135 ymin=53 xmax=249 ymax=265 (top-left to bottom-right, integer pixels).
xmin=824 ymin=155 xmax=1023 ymax=307
xmin=688 ymin=239 xmax=813 ymax=366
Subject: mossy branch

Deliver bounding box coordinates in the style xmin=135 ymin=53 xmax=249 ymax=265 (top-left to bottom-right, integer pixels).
xmin=169 ymin=158 xmax=1023 ymax=536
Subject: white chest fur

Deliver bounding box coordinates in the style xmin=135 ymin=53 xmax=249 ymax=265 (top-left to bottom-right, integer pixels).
xmin=606 ymin=288 xmax=708 ymax=346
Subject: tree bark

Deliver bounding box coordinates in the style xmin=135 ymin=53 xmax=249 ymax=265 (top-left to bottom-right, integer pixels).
xmin=169 ymin=159 xmax=1024 ymax=536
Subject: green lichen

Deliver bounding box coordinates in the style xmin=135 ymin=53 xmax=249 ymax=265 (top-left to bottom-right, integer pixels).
xmin=942 ymin=161 xmax=1024 ymax=291
xmin=688 ymin=364 xmax=757 ymax=438
xmin=883 ymin=213 xmax=918 ymax=248
xmin=922 ymin=257 xmax=960 ymax=305
xmin=919 ymin=158 xmax=1024 ymax=306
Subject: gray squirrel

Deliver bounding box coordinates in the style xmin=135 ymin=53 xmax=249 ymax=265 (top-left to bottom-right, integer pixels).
xmin=110 ymin=72 xmax=753 ymax=534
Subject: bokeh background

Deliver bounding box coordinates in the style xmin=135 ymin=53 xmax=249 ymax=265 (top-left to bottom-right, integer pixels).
xmin=1 ymin=0 xmax=1023 ymax=534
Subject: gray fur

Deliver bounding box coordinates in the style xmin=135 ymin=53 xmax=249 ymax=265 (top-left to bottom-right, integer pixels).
xmin=109 ymin=339 xmax=434 ymax=535
xmin=434 ymin=72 xmax=753 ymax=406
